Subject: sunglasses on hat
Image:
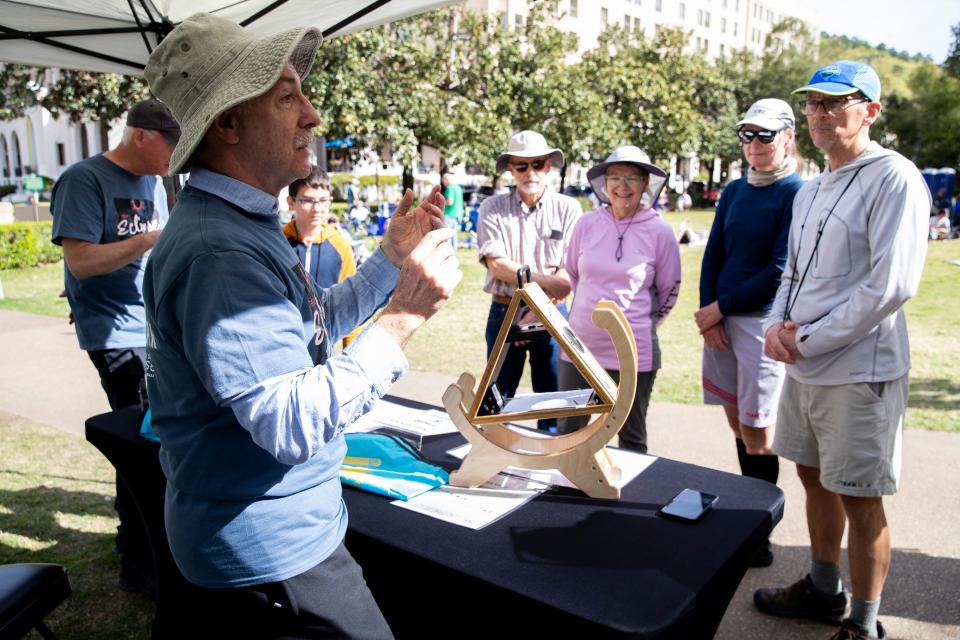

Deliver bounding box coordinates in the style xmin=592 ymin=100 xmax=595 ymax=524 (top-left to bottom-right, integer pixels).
xmin=737 ymin=129 xmax=778 ymax=145
xmin=510 ymin=159 xmax=548 ymax=173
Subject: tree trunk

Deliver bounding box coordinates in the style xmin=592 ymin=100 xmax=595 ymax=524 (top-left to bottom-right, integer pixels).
xmin=559 ymin=162 xmax=568 ymax=193
xmin=402 ymin=164 xmax=414 ymax=193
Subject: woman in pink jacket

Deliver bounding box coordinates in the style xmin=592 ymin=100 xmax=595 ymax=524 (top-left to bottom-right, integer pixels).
xmin=558 ymin=146 xmax=681 ymax=452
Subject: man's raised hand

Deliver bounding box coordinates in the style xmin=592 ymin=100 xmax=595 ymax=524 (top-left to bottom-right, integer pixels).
xmin=380 ymin=186 xmax=446 ymax=267
xmin=376 ymin=227 xmax=463 ymax=348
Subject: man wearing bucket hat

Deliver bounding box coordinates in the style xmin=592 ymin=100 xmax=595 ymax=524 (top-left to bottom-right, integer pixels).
xmin=142 ymin=13 xmax=461 ymax=637
xmin=557 ymin=146 xmax=679 ymax=452
xmin=755 ymin=61 xmax=930 ymax=640
xmin=50 ymin=96 xmax=180 ymax=595
xmin=476 ymin=130 xmax=582 ymax=430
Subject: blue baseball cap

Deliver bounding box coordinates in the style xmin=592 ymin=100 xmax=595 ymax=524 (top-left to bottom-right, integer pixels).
xmin=793 ymin=60 xmax=881 ymax=102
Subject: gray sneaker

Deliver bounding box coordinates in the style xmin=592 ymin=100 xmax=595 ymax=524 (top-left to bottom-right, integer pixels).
xmin=754 ymin=574 xmax=847 ymax=624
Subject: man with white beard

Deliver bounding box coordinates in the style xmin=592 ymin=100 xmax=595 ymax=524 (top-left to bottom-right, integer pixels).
xmin=476 ymin=130 xmax=581 ymax=431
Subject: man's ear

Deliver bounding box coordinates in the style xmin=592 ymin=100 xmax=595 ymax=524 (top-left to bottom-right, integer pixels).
xmin=208 ymin=109 xmax=242 ymax=145
xmin=863 ymin=101 xmax=882 ymax=127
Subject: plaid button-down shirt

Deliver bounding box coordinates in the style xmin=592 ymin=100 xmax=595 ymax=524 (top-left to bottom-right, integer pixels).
xmin=476 ymin=189 xmax=582 ymax=297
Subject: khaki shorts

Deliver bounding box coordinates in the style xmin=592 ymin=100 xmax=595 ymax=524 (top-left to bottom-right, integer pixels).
xmin=774 ymin=375 xmax=908 ymax=497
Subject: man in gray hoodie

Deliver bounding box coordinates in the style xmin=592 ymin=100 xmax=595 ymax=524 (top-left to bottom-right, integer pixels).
xmin=753 ymin=61 xmax=930 ymax=640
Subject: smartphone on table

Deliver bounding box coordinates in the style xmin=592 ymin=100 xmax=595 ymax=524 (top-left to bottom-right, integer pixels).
xmin=658 ymin=488 xmax=718 ymax=522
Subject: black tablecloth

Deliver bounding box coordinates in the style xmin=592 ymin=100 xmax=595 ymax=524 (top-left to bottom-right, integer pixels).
xmin=86 ymin=400 xmax=783 ymax=639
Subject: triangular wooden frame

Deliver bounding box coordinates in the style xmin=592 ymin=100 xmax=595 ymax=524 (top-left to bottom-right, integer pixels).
xmin=468 ymin=282 xmax=618 ymax=424
xmin=444 ymin=282 xmax=639 ymax=499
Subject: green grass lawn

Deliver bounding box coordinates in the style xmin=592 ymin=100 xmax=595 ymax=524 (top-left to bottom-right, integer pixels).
xmin=1 ymin=214 xmax=957 ymax=431
xmin=0 ymin=411 xmax=153 ymax=639
xmin=0 ymin=262 xmax=69 ymax=318
xmin=0 ymin=217 xmax=957 ymax=639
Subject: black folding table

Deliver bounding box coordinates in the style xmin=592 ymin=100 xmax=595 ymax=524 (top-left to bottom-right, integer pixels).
xmin=86 ymin=401 xmax=783 ymax=638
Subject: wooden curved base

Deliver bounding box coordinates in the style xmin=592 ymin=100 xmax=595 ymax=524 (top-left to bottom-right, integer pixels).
xmin=442 ymin=301 xmax=638 ymax=500
xmin=443 ymin=376 xmax=622 ymax=499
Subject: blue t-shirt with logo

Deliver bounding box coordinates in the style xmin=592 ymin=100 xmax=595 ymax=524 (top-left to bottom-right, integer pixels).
xmin=51 ymin=154 xmax=167 ymax=350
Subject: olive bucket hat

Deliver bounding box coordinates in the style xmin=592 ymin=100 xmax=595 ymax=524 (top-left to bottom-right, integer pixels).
xmin=587 ymin=146 xmax=667 ymax=207
xmin=144 ymin=12 xmax=322 ymax=175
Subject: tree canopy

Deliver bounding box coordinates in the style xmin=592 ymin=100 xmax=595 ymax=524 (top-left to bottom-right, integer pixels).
xmin=4 ymin=8 xmax=958 ymax=179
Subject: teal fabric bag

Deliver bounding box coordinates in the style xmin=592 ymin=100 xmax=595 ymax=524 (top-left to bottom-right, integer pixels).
xmin=340 ymin=433 xmax=449 ymax=501
xmin=139 ymin=407 xmax=160 ymax=443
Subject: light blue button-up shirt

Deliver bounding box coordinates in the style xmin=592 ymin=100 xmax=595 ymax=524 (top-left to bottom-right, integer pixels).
xmin=144 ymin=169 xmax=407 ymax=587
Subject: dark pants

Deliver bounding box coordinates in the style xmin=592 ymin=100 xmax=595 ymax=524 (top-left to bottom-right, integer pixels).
xmin=87 ymin=347 xmax=154 ymax=589
xmin=557 ymin=360 xmax=657 ymax=453
xmin=484 ymin=301 xmax=565 ymax=431
xmin=195 ymin=542 xmax=393 ymax=639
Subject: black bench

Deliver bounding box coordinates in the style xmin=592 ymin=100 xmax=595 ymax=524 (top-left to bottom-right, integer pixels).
xmin=0 ymin=563 xmax=71 ymax=640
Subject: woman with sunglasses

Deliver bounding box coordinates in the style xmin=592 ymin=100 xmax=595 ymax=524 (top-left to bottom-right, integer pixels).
xmin=696 ymin=98 xmax=803 ymax=567
xmin=557 ymin=146 xmax=681 ymax=453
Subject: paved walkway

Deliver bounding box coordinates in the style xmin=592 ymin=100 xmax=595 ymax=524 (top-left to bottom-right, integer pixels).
xmin=1 ymin=308 xmax=957 ymax=639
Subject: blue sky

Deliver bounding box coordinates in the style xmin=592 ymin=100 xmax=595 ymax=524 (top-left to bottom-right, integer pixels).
xmin=804 ymin=0 xmax=959 ymax=63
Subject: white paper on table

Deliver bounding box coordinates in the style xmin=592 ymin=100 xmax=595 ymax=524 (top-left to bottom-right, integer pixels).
xmin=445 ymin=443 xmax=657 ymax=489
xmin=391 ymin=479 xmax=542 ymax=530
xmin=343 ymin=399 xmax=458 ymax=438
xmin=500 ymin=388 xmax=597 ymax=413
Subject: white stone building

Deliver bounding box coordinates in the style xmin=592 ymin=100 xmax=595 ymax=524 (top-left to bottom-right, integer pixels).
xmin=465 ymin=0 xmax=819 ymax=60
xmin=0 ymin=104 xmax=120 ymax=202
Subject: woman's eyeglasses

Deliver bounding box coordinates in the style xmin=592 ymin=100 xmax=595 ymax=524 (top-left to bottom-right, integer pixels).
xmin=737 ymin=129 xmax=778 ymax=145
xmin=606 ymin=176 xmax=645 ymax=187
xmin=510 ymin=159 xmax=548 ymax=173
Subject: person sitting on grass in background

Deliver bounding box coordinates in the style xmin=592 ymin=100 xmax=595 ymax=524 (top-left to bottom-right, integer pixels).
xmin=930 ymin=208 xmax=951 ymax=240
xmin=349 ymin=198 xmax=370 ymax=234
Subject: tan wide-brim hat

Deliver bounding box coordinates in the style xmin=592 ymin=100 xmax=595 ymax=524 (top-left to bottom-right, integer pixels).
xmin=587 ymin=146 xmax=667 ymax=207
xmin=144 ymin=13 xmax=322 ymax=176
xmin=495 ymin=130 xmax=564 ymax=174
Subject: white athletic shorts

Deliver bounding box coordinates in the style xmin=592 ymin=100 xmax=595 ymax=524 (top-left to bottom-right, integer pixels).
xmin=702 ymin=315 xmax=785 ymax=428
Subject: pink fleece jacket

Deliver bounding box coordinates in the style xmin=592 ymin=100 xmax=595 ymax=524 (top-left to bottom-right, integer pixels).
xmin=561 ymin=206 xmax=681 ymax=372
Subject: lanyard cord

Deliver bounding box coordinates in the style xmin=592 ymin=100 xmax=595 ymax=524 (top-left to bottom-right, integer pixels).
xmin=784 ymin=166 xmax=864 ymax=322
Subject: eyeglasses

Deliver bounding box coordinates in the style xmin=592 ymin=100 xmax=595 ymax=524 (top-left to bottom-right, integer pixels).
xmin=737 ymin=129 xmax=778 ymax=145
xmin=295 ymin=196 xmax=332 ymax=207
xmin=510 ymin=159 xmax=548 ymax=173
xmin=799 ymin=96 xmax=868 ymax=116
xmin=606 ymin=176 xmax=645 ymax=186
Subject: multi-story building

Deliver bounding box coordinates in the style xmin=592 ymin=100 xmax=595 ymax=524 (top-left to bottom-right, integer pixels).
xmin=465 ymin=0 xmax=819 ymax=60
xmin=0 ymin=106 xmax=111 ymax=200
xmin=463 ymin=0 xmax=820 ymax=189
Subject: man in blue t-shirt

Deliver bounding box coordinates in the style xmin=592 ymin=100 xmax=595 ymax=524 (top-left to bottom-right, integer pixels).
xmin=50 ymin=97 xmax=180 ymax=595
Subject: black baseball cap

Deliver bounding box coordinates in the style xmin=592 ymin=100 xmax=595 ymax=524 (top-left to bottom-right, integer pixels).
xmin=126 ymin=98 xmax=181 ymax=141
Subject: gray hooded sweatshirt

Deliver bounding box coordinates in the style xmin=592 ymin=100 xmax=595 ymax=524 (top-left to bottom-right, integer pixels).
xmin=764 ymin=142 xmax=930 ymax=385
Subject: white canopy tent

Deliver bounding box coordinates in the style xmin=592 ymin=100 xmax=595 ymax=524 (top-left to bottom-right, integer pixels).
xmin=0 ymin=0 xmax=460 ymax=75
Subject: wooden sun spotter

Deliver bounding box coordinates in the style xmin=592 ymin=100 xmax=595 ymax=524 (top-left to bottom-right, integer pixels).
xmin=444 ymin=283 xmax=638 ymax=499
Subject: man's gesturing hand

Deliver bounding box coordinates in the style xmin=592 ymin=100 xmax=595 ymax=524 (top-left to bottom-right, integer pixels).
xmin=376 ymin=227 xmax=463 ymax=348
xmin=380 ymin=186 xmax=446 ymax=267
